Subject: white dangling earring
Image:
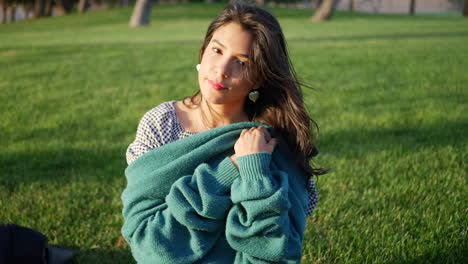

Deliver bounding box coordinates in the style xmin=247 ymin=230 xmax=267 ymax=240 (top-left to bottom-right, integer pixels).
xmin=196 ymin=64 xmax=201 ymax=72
xmin=248 ymin=90 xmax=259 ymax=102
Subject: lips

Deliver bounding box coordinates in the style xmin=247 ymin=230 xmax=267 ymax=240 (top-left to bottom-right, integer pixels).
xmin=208 ymin=80 xmax=227 ymax=91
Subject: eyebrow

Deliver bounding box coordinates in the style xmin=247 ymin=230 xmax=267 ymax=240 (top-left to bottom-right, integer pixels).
xmin=212 ymin=39 xmax=249 ymax=59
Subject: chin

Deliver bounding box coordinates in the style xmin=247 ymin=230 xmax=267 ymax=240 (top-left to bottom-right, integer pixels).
xmin=201 ymin=94 xmax=227 ymax=105
xmin=200 ymin=87 xmax=226 ymax=104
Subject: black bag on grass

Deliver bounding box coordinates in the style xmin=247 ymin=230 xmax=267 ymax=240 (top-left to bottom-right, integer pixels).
xmin=0 ymin=224 xmax=75 ymax=264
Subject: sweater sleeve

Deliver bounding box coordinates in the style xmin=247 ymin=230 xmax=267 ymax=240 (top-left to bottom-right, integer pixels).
xmin=122 ymin=156 xmax=239 ymax=264
xmin=226 ymin=153 xmax=307 ymax=263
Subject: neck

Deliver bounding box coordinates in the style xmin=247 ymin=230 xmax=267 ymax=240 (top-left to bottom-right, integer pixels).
xmin=199 ymin=98 xmax=249 ymax=129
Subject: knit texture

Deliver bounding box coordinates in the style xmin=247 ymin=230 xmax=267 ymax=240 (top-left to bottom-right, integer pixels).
xmin=121 ymin=122 xmax=309 ymax=264
xmin=125 ymin=100 xmax=319 ymax=217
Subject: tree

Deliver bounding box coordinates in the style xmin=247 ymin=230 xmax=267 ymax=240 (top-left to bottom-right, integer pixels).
xmin=34 ymin=0 xmax=46 ymax=17
xmin=409 ymin=0 xmax=416 ymax=15
xmin=78 ymin=0 xmax=90 ymax=13
xmin=32 ymin=0 xmax=52 ymax=17
xmin=23 ymin=1 xmax=35 ymax=18
xmin=1 ymin=0 xmax=32 ymax=22
xmin=55 ymin=0 xmax=74 ymax=15
xmin=0 ymin=0 xmax=7 ymax=23
xmin=129 ymin=0 xmax=155 ymax=27
xmin=464 ymin=0 xmax=468 ymax=16
xmin=44 ymin=0 xmax=53 ymax=16
xmin=312 ymin=0 xmax=337 ymax=22
xmin=349 ymin=0 xmax=355 ymax=12
xmin=6 ymin=2 xmax=15 ymax=22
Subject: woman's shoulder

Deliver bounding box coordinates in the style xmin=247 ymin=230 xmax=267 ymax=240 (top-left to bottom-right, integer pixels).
xmin=140 ymin=100 xmax=178 ymax=125
xmin=136 ymin=100 xmax=193 ymax=145
xmin=135 ymin=101 xmax=181 ymax=142
xmin=126 ymin=101 xmax=184 ymax=165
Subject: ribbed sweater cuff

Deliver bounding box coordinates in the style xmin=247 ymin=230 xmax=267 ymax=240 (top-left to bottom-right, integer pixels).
xmin=211 ymin=156 xmax=240 ymax=194
xmin=237 ymin=153 xmax=272 ymax=181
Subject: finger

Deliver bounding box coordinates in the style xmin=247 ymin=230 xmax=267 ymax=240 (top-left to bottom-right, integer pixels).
xmin=256 ymin=126 xmax=265 ymax=134
xmin=243 ymin=127 xmax=256 ymax=137
xmin=253 ymin=129 xmax=268 ymax=144
xmin=257 ymin=126 xmax=271 ymax=142
xmin=240 ymin=129 xmax=248 ymax=136
xmin=261 ymin=127 xmax=272 ymax=142
xmin=251 ymin=127 xmax=262 ymax=136
xmin=268 ymin=138 xmax=278 ymax=148
xmin=257 ymin=126 xmax=267 ymax=132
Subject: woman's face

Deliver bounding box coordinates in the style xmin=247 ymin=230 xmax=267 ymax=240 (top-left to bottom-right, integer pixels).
xmin=198 ymin=22 xmax=257 ymax=108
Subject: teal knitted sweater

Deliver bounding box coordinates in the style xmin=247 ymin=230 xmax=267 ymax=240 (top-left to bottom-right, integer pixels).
xmin=121 ymin=122 xmax=309 ymax=264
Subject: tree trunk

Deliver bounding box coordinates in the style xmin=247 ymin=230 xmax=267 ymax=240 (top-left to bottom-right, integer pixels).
xmin=55 ymin=2 xmax=67 ymax=16
xmin=34 ymin=0 xmax=46 ymax=17
xmin=55 ymin=0 xmax=73 ymax=14
xmin=44 ymin=0 xmax=53 ymax=16
xmin=78 ymin=0 xmax=90 ymax=13
xmin=349 ymin=0 xmax=355 ymax=12
xmin=409 ymin=0 xmax=416 ymax=15
xmin=0 ymin=0 xmax=6 ymax=24
xmin=463 ymin=0 xmax=468 ymax=16
xmin=129 ymin=0 xmax=155 ymax=27
xmin=24 ymin=3 xmax=35 ymax=19
xmin=6 ymin=3 xmax=15 ymax=23
xmin=312 ymin=0 xmax=336 ymax=21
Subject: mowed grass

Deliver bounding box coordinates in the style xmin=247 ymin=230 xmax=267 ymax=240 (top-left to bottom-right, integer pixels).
xmin=0 ymin=3 xmax=466 ymax=263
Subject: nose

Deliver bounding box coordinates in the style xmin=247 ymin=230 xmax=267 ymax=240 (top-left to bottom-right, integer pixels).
xmin=215 ymin=59 xmax=230 ymax=79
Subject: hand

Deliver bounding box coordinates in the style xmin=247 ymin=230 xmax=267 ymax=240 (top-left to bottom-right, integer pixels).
xmin=231 ymin=126 xmax=277 ymax=164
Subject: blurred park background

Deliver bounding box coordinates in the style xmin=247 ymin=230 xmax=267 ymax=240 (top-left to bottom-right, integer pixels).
xmin=1 ymin=0 xmax=468 ymax=23
xmin=0 ymin=0 xmax=467 ymax=263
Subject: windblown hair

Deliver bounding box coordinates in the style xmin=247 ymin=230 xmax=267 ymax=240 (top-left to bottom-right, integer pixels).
xmin=187 ymin=3 xmax=326 ymax=178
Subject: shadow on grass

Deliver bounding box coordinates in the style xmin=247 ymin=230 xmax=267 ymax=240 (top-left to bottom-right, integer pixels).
xmin=70 ymin=248 xmax=134 ymax=264
xmin=0 ymin=144 xmax=127 ymax=187
xmin=2 ymin=119 xmax=465 ymax=186
xmin=384 ymin=245 xmax=466 ymax=264
xmin=320 ymin=119 xmax=467 ymax=157
xmin=2 ymin=117 xmax=465 ymax=189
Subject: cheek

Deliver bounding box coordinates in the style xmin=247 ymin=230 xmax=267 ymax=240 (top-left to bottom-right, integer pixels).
xmin=199 ymin=54 xmax=211 ymax=75
xmin=233 ymin=79 xmax=253 ymax=95
xmin=201 ymin=49 xmax=214 ymax=64
xmin=198 ymin=62 xmax=207 ymax=77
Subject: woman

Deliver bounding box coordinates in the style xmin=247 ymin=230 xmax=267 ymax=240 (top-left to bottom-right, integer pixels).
xmin=122 ymin=3 xmax=323 ymax=263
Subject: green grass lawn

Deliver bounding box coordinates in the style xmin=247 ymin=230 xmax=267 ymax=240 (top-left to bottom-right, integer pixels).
xmin=0 ymin=3 xmax=466 ymax=263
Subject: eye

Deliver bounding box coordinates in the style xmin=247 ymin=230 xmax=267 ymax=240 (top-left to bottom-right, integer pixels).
xmin=236 ymin=60 xmax=246 ymax=66
xmin=212 ymin=48 xmax=221 ymax=54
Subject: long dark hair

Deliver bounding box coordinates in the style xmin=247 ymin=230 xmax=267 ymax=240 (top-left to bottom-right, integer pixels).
xmin=186 ymin=3 xmax=326 ymax=178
